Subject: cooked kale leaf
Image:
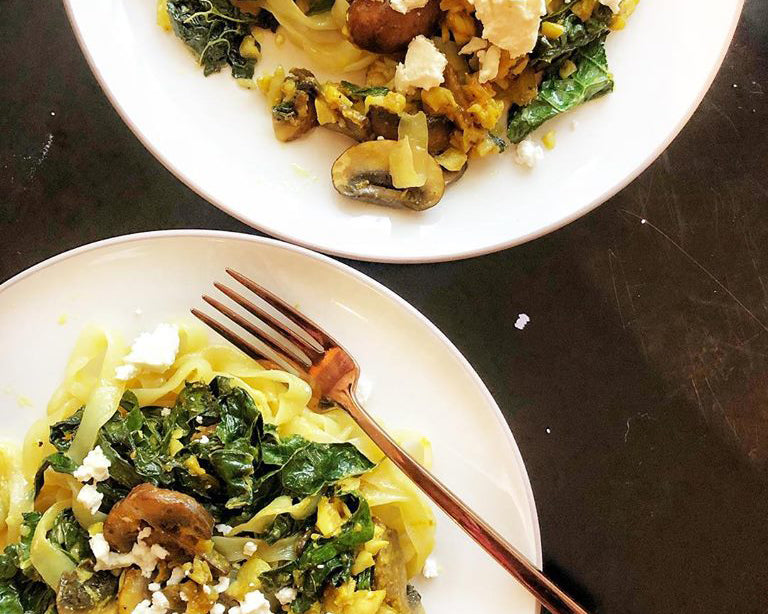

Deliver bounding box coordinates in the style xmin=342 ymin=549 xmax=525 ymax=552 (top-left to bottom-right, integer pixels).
xmin=0 ymin=514 xmax=56 ymax=614
xmin=260 ymin=492 xmax=375 ymax=613
xmin=533 ymin=6 xmax=613 ymax=69
xmin=508 ymin=38 xmax=613 ymax=143
xmin=44 ymin=377 xmax=374 ymax=525
xmin=166 ymin=0 xmax=258 ymax=78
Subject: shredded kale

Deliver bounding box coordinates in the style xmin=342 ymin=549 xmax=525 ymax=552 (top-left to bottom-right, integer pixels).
xmin=45 ymin=377 xmax=374 ymax=524
xmin=532 ymin=6 xmax=613 ymax=69
xmin=0 ymin=514 xmax=56 ymax=614
xmin=260 ymin=492 xmax=375 ymax=613
xmin=508 ymin=37 xmax=614 ymax=143
xmin=166 ymin=0 xmax=258 ymax=78
xmin=339 ymin=81 xmax=390 ymax=100
xmin=306 ymin=0 xmax=335 ymax=16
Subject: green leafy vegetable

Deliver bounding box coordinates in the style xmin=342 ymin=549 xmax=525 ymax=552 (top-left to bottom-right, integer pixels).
xmin=166 ymin=0 xmax=258 ymax=78
xmin=508 ymin=38 xmax=613 ymax=143
xmin=533 ymin=7 xmax=613 ymax=68
xmin=306 ymin=0 xmax=335 ymax=16
xmin=260 ymin=492 xmax=375 ymax=613
xmin=0 ymin=514 xmax=56 ymax=614
xmin=45 ymin=377 xmax=374 ymax=525
xmin=49 ymin=408 xmax=84 ymax=453
xmin=47 ymin=510 xmax=91 ymax=565
xmin=339 ymin=81 xmax=390 ymax=100
xmin=33 ymin=453 xmax=77 ymax=499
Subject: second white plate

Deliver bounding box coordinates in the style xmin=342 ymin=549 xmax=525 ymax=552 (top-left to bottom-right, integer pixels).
xmin=64 ymin=0 xmax=743 ymax=262
xmin=0 ymin=230 xmax=541 ymax=611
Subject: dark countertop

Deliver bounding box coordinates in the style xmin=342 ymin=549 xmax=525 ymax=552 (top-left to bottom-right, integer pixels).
xmin=1 ymin=1 xmax=766 ymax=612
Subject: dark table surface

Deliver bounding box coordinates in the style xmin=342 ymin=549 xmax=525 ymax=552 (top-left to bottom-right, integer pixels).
xmin=2 ymin=1 xmax=767 ymax=612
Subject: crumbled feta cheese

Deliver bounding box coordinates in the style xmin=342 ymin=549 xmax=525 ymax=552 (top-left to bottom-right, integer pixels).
xmin=203 ymin=584 xmax=213 ymax=595
xmin=152 ymin=591 xmax=170 ymax=610
xmin=243 ymin=541 xmax=258 ymax=557
xmin=599 ymin=0 xmax=620 ymax=12
xmin=394 ymin=36 xmax=447 ymax=93
xmin=167 ymin=566 xmax=185 ymax=586
xmin=460 ymin=36 xmax=488 ymax=55
xmin=73 ymin=446 xmax=111 ymax=483
xmin=115 ymin=323 xmax=180 ymax=381
xmin=76 ymin=484 xmax=103 ymax=514
xmin=477 ymin=44 xmax=501 ymax=83
xmin=275 ymin=587 xmax=298 ymax=605
xmin=161 ymin=407 xmax=171 ymax=417
xmin=199 ymin=436 xmax=210 ymax=444
xmin=514 ymin=138 xmax=544 ymax=168
xmin=92 ymin=527 xmax=168 ymax=578
xmin=196 ymin=416 xmax=203 ymax=424
xmin=237 ymin=590 xmax=272 ymax=614
xmin=213 ymin=577 xmax=230 ymax=594
xmin=515 ymin=313 xmax=531 ymax=330
xmin=215 ymin=524 xmax=233 ymax=536
xmin=387 ymin=0 xmax=428 ymax=14
xmin=473 ymin=0 xmax=545 ymax=58
xmin=211 ymin=605 xmax=226 ymax=614
xmin=148 ymin=583 xmax=162 ymax=592
xmin=422 ymin=556 xmax=439 ymax=578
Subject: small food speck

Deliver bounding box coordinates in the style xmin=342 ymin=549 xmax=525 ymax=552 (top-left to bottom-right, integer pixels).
xmin=541 ymin=130 xmax=556 ymax=150
xmin=57 ymin=314 xmax=69 ymax=325
xmin=17 ymin=395 xmax=33 ymax=408
xmin=641 ymin=218 xmax=647 ymax=224
xmin=514 ymin=314 xmax=530 ymax=330
xmin=546 ymin=428 xmax=551 ymax=434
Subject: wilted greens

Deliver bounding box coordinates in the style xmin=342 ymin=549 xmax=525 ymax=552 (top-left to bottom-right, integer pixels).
xmin=508 ymin=37 xmax=614 ymax=143
xmin=165 ymin=0 xmax=261 ymax=78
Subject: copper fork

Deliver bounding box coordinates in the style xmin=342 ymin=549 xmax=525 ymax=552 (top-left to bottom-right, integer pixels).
xmin=192 ymin=268 xmax=588 ymax=614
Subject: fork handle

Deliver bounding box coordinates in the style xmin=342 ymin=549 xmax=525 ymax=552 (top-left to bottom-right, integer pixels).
xmin=343 ymin=392 xmax=589 ymax=614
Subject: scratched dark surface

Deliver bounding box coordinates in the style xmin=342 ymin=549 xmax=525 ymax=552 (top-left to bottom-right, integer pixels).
xmin=1 ymin=0 xmax=767 ymax=612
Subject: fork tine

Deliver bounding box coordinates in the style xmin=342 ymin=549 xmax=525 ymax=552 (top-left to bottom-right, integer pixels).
xmin=214 ymin=282 xmax=323 ymax=360
xmin=191 ymin=308 xmax=302 ymax=374
xmin=226 ymin=269 xmax=328 ymax=352
xmin=201 ymin=296 xmax=311 ymax=370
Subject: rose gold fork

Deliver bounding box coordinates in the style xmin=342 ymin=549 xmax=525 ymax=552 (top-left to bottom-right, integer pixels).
xmin=192 ymin=268 xmax=589 ymax=614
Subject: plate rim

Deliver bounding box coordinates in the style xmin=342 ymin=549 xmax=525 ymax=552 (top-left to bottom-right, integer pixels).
xmin=61 ymin=0 xmax=745 ymax=264
xmin=0 ymin=228 xmax=543 ymax=568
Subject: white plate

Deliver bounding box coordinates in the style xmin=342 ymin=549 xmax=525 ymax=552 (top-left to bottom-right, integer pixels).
xmin=0 ymin=230 xmax=541 ymax=610
xmin=63 ymin=0 xmax=743 ymax=262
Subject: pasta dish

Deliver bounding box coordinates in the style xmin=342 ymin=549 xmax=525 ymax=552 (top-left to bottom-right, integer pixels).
xmin=0 ymin=322 xmax=435 ymax=613
xmin=156 ymin=0 xmax=638 ymax=210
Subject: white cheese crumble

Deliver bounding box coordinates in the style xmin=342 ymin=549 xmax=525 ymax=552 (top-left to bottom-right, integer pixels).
xmin=215 ymin=524 xmax=233 ymax=536
xmin=599 ymin=0 xmax=620 ymax=13
xmin=230 ymin=590 xmax=273 ymax=614
xmin=214 ymin=576 xmax=230 ymax=594
xmin=211 ymin=605 xmax=226 ymax=614
xmin=91 ymin=527 xmax=169 ymax=578
xmin=73 ymin=446 xmax=111 ymax=483
xmin=148 ymin=583 xmax=161 ymax=592
xmin=76 ymin=484 xmax=103 ymax=514
xmin=388 ymin=0 xmax=429 ymax=14
xmin=199 ymin=436 xmax=210 ymax=444
xmin=394 ymin=36 xmax=448 ymax=94
xmin=514 ymin=138 xmax=544 ymax=168
xmin=167 ymin=566 xmax=185 ymax=586
xmin=161 ymin=407 xmax=171 ymax=417
xmin=473 ymin=0 xmax=545 ymax=58
xmin=477 ymin=44 xmax=502 ymax=83
xmin=460 ymin=36 xmax=488 ymax=55
xmin=422 ymin=556 xmax=439 ymax=578
xmin=243 ymin=541 xmax=258 ymax=557
xmin=514 ymin=313 xmax=531 ymax=330
xmin=275 ymin=587 xmax=298 ymax=605
xmin=115 ymin=323 xmax=180 ymax=381
xmin=131 ymin=590 xmax=170 ymax=614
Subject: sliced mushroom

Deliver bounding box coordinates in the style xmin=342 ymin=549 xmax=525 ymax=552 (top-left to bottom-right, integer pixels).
xmin=117 ymin=569 xmax=149 ymax=614
xmin=368 ymin=107 xmax=454 ymax=155
xmin=103 ymin=483 xmax=214 ymax=560
xmin=443 ymin=162 xmax=467 ymax=186
xmin=332 ymin=140 xmax=445 ymax=211
xmin=347 ymin=0 xmax=442 ymax=53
